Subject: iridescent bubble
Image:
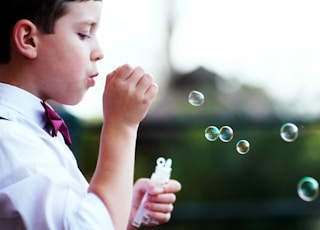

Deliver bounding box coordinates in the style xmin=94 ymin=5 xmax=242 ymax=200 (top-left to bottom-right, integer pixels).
xmin=219 ymin=126 xmax=233 ymax=142
xmin=297 ymin=177 xmax=319 ymax=202
xmin=188 ymin=90 xmax=204 ymax=106
xmin=236 ymin=139 xmax=250 ymax=154
xmin=205 ymin=126 xmax=220 ymax=141
xmin=280 ymin=123 xmax=298 ymax=142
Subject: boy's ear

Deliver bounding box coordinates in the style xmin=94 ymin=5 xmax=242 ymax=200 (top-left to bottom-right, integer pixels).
xmin=12 ymin=19 xmax=39 ymax=59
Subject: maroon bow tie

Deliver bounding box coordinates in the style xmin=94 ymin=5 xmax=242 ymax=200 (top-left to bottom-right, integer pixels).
xmin=41 ymin=101 xmax=72 ymax=146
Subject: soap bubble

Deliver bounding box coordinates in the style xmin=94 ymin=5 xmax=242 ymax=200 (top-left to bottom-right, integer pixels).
xmin=205 ymin=126 xmax=220 ymax=141
xmin=219 ymin=126 xmax=233 ymax=142
xmin=297 ymin=177 xmax=319 ymax=202
xmin=236 ymin=140 xmax=250 ymax=154
xmin=280 ymin=123 xmax=298 ymax=142
xmin=188 ymin=90 xmax=204 ymax=106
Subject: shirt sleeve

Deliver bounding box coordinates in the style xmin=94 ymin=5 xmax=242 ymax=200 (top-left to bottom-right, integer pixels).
xmin=66 ymin=192 xmax=114 ymax=230
xmin=0 ymin=122 xmax=114 ymax=230
xmin=0 ymin=173 xmax=114 ymax=230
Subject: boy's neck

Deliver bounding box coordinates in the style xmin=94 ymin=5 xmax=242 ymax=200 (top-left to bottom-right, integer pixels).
xmin=0 ymin=60 xmax=38 ymax=98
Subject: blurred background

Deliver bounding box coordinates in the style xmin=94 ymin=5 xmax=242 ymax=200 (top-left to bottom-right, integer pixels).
xmin=62 ymin=0 xmax=320 ymax=229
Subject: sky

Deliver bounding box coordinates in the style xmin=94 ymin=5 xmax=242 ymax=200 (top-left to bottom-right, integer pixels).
xmin=65 ymin=0 xmax=320 ymax=120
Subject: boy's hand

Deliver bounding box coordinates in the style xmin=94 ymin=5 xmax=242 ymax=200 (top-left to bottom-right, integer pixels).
xmin=128 ymin=178 xmax=182 ymax=229
xmin=103 ymin=64 xmax=158 ymax=127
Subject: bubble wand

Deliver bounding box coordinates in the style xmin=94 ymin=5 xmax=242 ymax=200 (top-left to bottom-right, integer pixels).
xmin=132 ymin=157 xmax=172 ymax=227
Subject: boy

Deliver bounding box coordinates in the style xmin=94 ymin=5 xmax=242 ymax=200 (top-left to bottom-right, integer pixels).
xmin=0 ymin=0 xmax=181 ymax=229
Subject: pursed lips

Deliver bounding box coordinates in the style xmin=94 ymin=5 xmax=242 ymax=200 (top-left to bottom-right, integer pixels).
xmin=89 ymin=73 xmax=99 ymax=86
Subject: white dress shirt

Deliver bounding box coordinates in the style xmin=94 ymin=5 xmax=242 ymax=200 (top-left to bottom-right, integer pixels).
xmin=0 ymin=83 xmax=114 ymax=229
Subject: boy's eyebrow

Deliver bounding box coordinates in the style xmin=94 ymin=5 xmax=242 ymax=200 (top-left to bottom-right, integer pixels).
xmin=75 ymin=20 xmax=100 ymax=32
xmin=79 ymin=20 xmax=98 ymax=26
xmin=77 ymin=19 xmax=99 ymax=28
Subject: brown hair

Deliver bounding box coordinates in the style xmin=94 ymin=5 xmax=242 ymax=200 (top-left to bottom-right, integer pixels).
xmin=0 ymin=0 xmax=102 ymax=64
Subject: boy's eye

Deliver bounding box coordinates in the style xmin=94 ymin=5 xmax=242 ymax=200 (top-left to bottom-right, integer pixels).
xmin=78 ymin=33 xmax=91 ymax=39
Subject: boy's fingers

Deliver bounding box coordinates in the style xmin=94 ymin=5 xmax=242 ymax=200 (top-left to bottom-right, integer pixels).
xmin=162 ymin=180 xmax=182 ymax=194
xmin=148 ymin=193 xmax=176 ymax=204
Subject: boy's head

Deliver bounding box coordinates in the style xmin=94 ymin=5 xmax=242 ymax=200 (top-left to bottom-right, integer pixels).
xmin=0 ymin=0 xmax=104 ymax=105
xmin=0 ymin=0 xmax=102 ymax=64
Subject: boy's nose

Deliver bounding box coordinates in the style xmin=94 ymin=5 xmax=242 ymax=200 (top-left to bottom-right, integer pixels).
xmin=91 ymin=42 xmax=104 ymax=61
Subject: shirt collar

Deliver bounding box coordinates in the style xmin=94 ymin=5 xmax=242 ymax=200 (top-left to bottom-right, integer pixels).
xmin=0 ymin=83 xmax=46 ymax=127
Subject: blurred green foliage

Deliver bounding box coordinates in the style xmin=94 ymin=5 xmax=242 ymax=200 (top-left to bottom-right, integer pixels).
xmin=75 ymin=117 xmax=320 ymax=230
